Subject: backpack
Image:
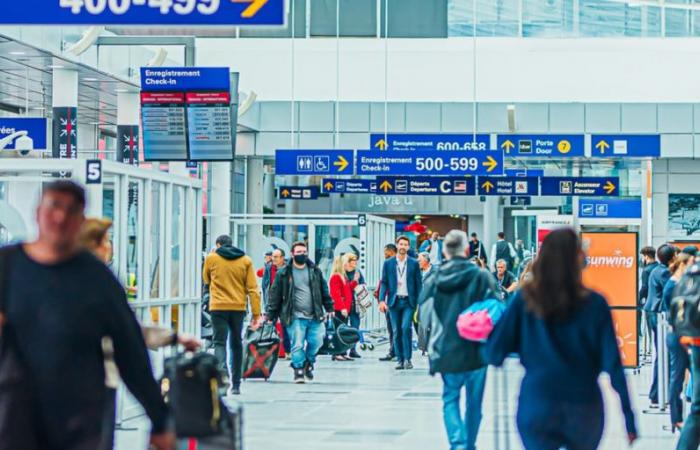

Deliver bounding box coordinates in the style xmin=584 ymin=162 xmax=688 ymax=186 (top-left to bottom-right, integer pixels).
xmin=495 ymin=241 xmax=513 ymax=269
xmin=161 ymin=352 xmax=224 ymax=438
xmin=670 ymin=263 xmax=700 ymax=338
xmin=457 ymin=298 xmax=506 ymax=343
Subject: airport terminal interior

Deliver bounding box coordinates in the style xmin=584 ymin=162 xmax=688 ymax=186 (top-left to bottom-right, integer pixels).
xmin=4 ymin=1 xmax=700 ymax=449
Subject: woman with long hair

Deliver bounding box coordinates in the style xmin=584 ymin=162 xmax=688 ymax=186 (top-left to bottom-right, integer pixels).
xmin=486 ymin=228 xmax=637 ymax=449
xmin=664 ymin=252 xmax=692 ymax=433
xmin=329 ymin=255 xmax=353 ymax=361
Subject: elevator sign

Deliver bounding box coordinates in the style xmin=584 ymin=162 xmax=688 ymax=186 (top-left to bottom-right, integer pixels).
xmin=540 ymin=177 xmax=620 ymax=197
xmin=3 ymin=0 xmax=285 ymax=25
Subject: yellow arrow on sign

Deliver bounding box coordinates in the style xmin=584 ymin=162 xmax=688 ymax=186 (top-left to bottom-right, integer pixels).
xmin=281 ymin=189 xmax=290 ymax=198
xmin=604 ymin=181 xmax=616 ymax=195
xmin=333 ymin=155 xmax=349 ymax=172
xmin=379 ymin=180 xmax=393 ymax=193
xmin=501 ymin=140 xmax=515 ymax=153
xmin=595 ymin=140 xmax=610 ymax=154
xmin=482 ymin=156 xmax=498 ymax=173
xmin=324 ymin=182 xmax=334 ymax=191
xmin=231 ymin=0 xmax=269 ymax=18
xmin=375 ymin=139 xmax=388 ymax=150
xmin=481 ymin=180 xmax=494 ymax=194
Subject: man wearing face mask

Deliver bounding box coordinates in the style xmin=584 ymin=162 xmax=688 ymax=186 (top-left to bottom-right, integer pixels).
xmin=267 ymin=241 xmax=335 ymax=383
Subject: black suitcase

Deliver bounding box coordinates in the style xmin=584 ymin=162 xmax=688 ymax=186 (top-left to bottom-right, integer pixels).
xmin=177 ymin=398 xmax=244 ymax=450
xmin=242 ymin=323 xmax=280 ymax=380
xmin=318 ymin=318 xmax=361 ymax=356
xmin=162 ymin=352 xmax=223 ymax=438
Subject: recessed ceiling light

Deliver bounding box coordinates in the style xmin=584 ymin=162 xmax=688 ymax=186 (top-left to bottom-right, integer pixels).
xmin=83 ymin=77 xmax=98 ymax=82
xmin=115 ymin=88 xmax=129 ymax=93
xmin=9 ymin=51 xmax=26 ymax=56
xmin=48 ymin=65 xmax=65 ymax=69
xmin=89 ymin=121 xmax=102 ymax=125
xmin=31 ymin=107 xmax=46 ymax=110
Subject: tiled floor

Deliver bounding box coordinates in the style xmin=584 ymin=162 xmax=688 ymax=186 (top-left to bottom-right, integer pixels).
xmin=116 ymin=349 xmax=679 ymax=450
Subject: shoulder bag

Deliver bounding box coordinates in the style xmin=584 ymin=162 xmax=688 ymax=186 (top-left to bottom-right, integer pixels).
xmin=0 ymin=245 xmax=39 ymax=450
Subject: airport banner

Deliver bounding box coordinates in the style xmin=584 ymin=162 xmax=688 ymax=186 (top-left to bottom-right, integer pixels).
xmin=582 ymin=232 xmax=639 ymax=368
xmin=52 ymin=107 xmax=77 ymax=160
xmin=0 ymin=118 xmax=48 ymax=151
xmin=591 ymin=134 xmax=661 ymax=158
xmin=277 ymin=186 xmax=319 ymax=200
xmin=497 ymin=134 xmax=584 ymax=157
xmin=581 ymin=232 xmax=638 ymax=308
xmin=370 ymin=133 xmax=491 ymax=151
xmin=117 ymin=125 xmax=139 ymax=166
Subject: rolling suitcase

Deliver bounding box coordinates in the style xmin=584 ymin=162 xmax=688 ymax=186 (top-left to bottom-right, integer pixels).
xmin=177 ymin=399 xmax=244 ymax=450
xmin=242 ymin=323 xmax=280 ymax=380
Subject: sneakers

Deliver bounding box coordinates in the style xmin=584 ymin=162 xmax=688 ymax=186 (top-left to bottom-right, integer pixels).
xmin=227 ymin=385 xmax=241 ymax=396
xmin=304 ymin=362 xmax=315 ymax=382
xmin=395 ymin=361 xmax=405 ymax=370
xmin=379 ymin=353 xmax=396 ymax=362
xmin=404 ymin=360 xmax=414 ymax=370
xmin=348 ymin=350 xmax=362 ymax=359
xmin=293 ymin=368 xmax=305 ymax=384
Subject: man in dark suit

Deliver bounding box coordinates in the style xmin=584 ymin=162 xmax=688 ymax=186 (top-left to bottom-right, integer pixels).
xmin=379 ymin=236 xmax=423 ymax=370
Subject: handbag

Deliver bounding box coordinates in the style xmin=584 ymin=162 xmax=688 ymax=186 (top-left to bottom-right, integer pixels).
xmin=0 ymin=245 xmax=40 ymax=450
xmin=354 ymin=283 xmax=373 ymax=316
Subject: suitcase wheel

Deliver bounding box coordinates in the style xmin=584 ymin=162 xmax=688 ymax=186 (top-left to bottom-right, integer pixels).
xmin=368 ymin=344 xmax=375 ymax=351
xmin=360 ymin=344 xmax=367 ymax=351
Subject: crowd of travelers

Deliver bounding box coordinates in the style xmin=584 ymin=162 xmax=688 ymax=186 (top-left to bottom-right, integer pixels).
xmin=6 ymin=179 xmax=700 ymax=450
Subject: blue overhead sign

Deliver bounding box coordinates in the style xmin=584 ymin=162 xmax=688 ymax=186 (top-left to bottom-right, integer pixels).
xmin=140 ymin=68 xmax=230 ymax=92
xmin=579 ymin=198 xmax=642 ymax=219
xmin=478 ymin=176 xmax=539 ymax=196
xmin=497 ymin=134 xmax=584 ymax=157
xmin=370 ymin=133 xmax=491 ymax=151
xmin=278 ymin=186 xmax=319 ymax=200
xmin=591 ymin=135 xmax=660 ymax=158
xmin=275 ymin=149 xmax=355 ymax=175
xmin=356 ymin=150 xmax=503 ymax=176
xmin=375 ymin=177 xmax=476 ymax=196
xmin=0 ymin=118 xmax=48 ymax=151
xmin=540 ymin=177 xmax=619 ymax=196
xmin=322 ymin=179 xmax=377 ymax=194
xmin=4 ymin=0 xmax=285 ymax=25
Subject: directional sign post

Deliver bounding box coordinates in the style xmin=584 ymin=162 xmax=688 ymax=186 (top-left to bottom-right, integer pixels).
xmin=322 ymin=179 xmax=377 ymax=194
xmin=356 ymin=150 xmax=503 ymax=176
xmin=374 ymin=177 xmax=476 ymax=196
xmin=540 ymin=177 xmax=619 ymax=196
xmin=370 ymin=134 xmax=491 ymax=151
xmin=3 ymin=0 xmax=285 ymax=25
xmin=497 ymin=134 xmax=584 ymax=157
xmin=591 ymin=135 xmax=661 ymax=158
xmin=275 ymin=150 xmax=354 ymax=175
xmin=277 ymin=186 xmax=319 ymax=200
xmin=478 ymin=176 xmax=539 ymax=196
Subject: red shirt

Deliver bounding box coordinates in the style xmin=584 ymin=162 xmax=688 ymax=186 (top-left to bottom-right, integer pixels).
xmin=329 ymin=273 xmax=358 ymax=312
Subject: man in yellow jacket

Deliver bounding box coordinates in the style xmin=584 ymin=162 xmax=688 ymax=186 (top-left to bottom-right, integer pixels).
xmin=203 ymin=235 xmax=262 ymax=395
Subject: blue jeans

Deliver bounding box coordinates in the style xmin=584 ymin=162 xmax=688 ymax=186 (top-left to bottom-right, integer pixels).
xmin=668 ymin=332 xmax=690 ymax=425
xmin=678 ymin=347 xmax=700 ymax=450
xmin=441 ymin=368 xmax=487 ymax=450
xmin=389 ymin=297 xmax=414 ymax=362
xmin=289 ymin=318 xmax=325 ymax=369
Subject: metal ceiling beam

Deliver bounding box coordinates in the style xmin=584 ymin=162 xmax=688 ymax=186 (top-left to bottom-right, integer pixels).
xmin=96 ymin=36 xmax=196 ymax=67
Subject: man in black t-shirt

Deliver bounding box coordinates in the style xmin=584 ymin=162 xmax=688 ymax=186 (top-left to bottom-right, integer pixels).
xmin=1 ymin=180 xmax=173 ymax=450
xmin=492 ymin=259 xmax=518 ymax=298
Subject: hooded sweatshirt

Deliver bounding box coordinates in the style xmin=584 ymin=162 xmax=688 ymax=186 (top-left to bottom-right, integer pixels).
xmin=425 ymin=257 xmax=496 ymax=374
xmin=203 ymin=245 xmax=261 ymax=316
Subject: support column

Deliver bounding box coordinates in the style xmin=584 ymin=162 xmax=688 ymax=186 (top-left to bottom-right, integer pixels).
xmin=52 ymin=69 xmax=78 ymax=160
xmin=117 ymin=91 xmax=140 ymax=165
xmin=483 ymin=196 xmax=500 ymax=268
xmin=641 ymin=160 xmax=653 ymax=246
xmin=246 ymin=156 xmax=265 ymax=268
xmin=263 ymin=168 xmax=276 ymax=212
xmin=210 ymin=162 xmax=232 ymax=248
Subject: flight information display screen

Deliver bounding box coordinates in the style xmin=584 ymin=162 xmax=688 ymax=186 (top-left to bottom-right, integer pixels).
xmin=186 ymin=92 xmax=233 ymax=161
xmin=141 ymin=92 xmax=188 ymax=161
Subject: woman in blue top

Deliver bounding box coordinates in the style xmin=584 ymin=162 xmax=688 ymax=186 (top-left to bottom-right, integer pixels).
xmin=663 ymin=252 xmax=693 ymax=432
xmin=486 ymin=228 xmax=637 ymax=450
